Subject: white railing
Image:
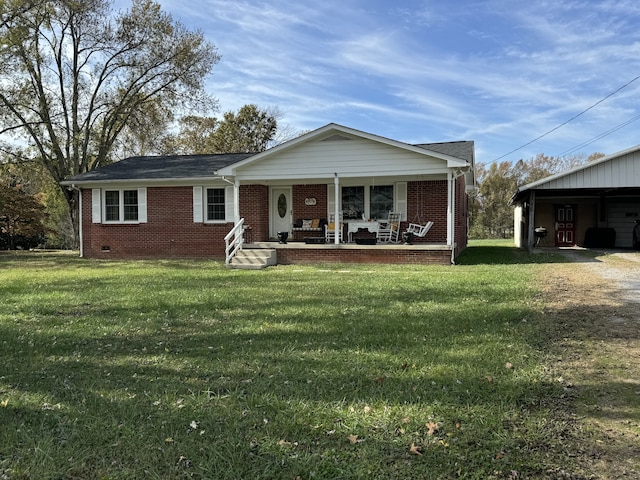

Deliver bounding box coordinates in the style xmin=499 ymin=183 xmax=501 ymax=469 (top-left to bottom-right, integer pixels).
xmin=224 ymin=218 xmax=245 ymax=265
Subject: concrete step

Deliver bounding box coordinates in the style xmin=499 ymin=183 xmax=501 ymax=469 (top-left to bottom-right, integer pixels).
xmin=228 ymin=248 xmax=277 ymax=270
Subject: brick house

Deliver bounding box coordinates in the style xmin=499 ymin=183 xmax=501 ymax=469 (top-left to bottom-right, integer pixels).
xmin=62 ymin=123 xmax=475 ymax=265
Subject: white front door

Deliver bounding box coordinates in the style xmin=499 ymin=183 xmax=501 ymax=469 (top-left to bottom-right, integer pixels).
xmin=270 ymin=187 xmax=292 ymax=239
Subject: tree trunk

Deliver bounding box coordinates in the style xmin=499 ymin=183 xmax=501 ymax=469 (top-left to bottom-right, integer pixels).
xmin=62 ymin=186 xmax=80 ymax=250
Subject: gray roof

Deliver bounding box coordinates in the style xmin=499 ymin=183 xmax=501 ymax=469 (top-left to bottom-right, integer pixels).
xmin=414 ymin=141 xmax=475 ymax=164
xmin=62 ymin=136 xmax=474 ymax=185
xmin=63 ymin=153 xmax=254 ymax=183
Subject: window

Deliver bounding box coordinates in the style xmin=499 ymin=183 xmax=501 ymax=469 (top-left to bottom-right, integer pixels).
xmin=342 ymin=186 xmax=365 ymax=219
xmin=193 ymin=186 xmax=233 ymax=223
xmin=370 ymin=185 xmax=393 ymax=220
xmin=339 ymin=184 xmax=394 ymax=220
xmin=104 ymin=189 xmax=139 ymax=222
xmin=207 ymin=188 xmax=226 ymax=221
xmin=123 ymin=190 xmax=139 ymax=221
xmin=104 ymin=190 xmax=120 ymax=221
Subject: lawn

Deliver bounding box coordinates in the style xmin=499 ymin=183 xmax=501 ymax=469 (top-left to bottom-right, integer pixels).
xmin=0 ymin=244 xmax=578 ymax=479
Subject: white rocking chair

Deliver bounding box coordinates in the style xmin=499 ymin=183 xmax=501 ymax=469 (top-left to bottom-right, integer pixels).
xmin=377 ymin=212 xmax=402 ymax=243
xmin=402 ymin=221 xmax=433 ymax=244
xmin=324 ymin=212 xmax=344 ymax=243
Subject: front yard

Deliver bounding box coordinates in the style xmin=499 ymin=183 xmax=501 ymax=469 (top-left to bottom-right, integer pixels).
xmin=0 ymin=244 xmax=627 ymax=479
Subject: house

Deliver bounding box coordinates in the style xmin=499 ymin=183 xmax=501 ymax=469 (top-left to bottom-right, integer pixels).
xmin=512 ymin=145 xmax=640 ymax=250
xmin=62 ymin=123 xmax=475 ymax=265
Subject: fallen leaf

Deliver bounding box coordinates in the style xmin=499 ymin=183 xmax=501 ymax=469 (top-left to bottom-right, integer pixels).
xmin=426 ymin=421 xmax=439 ymax=435
xmin=455 ymin=421 xmax=462 ymax=429
xmin=165 ymin=437 xmax=174 ymax=443
xmin=190 ymin=420 xmax=198 ymax=430
xmin=374 ymin=376 xmax=385 ymax=384
xmin=409 ymin=443 xmax=422 ymax=456
xmin=364 ymin=405 xmax=371 ymax=414
xmin=277 ymin=439 xmax=292 ymax=447
xmin=496 ymin=450 xmax=504 ymax=460
xmin=348 ymin=434 xmax=359 ymax=444
xmin=402 ymin=416 xmax=411 ymax=424
xmin=0 ymin=399 xmax=8 ymax=408
xmin=486 ymin=375 xmax=494 ymax=383
xmin=505 ymin=362 xmax=514 ymax=369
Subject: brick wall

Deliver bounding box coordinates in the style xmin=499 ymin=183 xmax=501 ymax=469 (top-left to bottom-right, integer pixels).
xmin=454 ymin=175 xmax=469 ymax=254
xmin=239 ymin=184 xmax=269 ymax=243
xmin=276 ymin=247 xmax=452 ymax=265
xmin=81 ymin=178 xmax=469 ymax=261
xmin=83 ymin=186 xmax=233 ymax=259
xmin=406 ymin=180 xmax=447 ymax=243
xmin=292 ymin=184 xmax=328 ymax=221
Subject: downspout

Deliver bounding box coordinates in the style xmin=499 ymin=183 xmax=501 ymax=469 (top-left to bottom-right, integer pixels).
xmin=334 ymin=173 xmax=340 ymax=244
xmin=70 ymin=184 xmax=83 ymax=257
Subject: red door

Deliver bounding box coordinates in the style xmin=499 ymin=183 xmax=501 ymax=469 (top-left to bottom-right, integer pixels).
xmin=555 ymin=205 xmax=576 ymax=246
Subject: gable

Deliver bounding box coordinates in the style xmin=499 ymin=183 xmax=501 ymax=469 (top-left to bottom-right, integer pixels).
xmin=225 ymin=130 xmax=462 ymax=182
xmin=521 ymin=146 xmax=640 ymax=192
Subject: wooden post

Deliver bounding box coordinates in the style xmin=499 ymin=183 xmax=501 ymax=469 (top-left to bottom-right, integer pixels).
xmin=527 ymin=190 xmax=536 ymax=252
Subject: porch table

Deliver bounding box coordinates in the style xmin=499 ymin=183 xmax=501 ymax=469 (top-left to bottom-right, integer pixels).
xmin=347 ymin=220 xmax=380 ymax=243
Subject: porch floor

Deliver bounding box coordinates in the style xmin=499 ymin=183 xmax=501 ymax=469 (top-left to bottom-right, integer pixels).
xmin=245 ymin=241 xmax=454 ymax=265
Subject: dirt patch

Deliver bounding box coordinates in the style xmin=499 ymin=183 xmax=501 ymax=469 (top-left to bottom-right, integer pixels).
xmin=538 ymin=249 xmax=640 ymax=479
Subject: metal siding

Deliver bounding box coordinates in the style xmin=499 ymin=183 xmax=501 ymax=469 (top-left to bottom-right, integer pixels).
xmin=537 ymin=152 xmax=640 ymax=190
xmin=608 ymin=200 xmax=640 ymax=248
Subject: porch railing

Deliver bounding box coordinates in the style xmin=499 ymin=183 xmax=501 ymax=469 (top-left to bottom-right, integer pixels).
xmin=224 ymin=218 xmax=245 ymax=265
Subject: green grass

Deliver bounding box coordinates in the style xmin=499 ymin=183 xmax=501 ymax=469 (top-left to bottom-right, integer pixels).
xmin=0 ymin=245 xmax=575 ymax=479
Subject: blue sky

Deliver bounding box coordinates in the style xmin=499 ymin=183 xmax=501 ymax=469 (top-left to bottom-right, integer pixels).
xmin=125 ymin=1 xmax=640 ymax=164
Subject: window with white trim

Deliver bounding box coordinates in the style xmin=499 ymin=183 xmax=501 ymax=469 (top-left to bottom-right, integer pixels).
xmin=192 ymin=185 xmax=234 ymax=223
xmin=92 ymin=188 xmax=147 ymax=224
xmin=206 ymin=188 xmax=226 ymax=221
xmin=328 ymin=182 xmax=407 ymax=221
xmin=340 ymin=185 xmax=394 ymax=220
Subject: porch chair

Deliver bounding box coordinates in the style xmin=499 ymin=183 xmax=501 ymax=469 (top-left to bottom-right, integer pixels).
xmin=377 ymin=212 xmax=402 ymax=243
xmin=324 ymin=212 xmax=344 ymax=243
xmin=402 ymin=221 xmax=434 ymax=244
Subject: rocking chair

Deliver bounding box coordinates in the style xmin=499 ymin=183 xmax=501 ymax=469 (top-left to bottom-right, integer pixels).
xmin=377 ymin=212 xmax=402 ymax=243
xmin=402 ymin=221 xmax=433 ymax=244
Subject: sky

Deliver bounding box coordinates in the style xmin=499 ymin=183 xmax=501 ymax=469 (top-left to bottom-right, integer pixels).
xmin=117 ymin=0 xmax=640 ymax=164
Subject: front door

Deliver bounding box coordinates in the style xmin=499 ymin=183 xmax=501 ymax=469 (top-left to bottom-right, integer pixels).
xmin=555 ymin=204 xmax=576 ymax=246
xmin=270 ymin=187 xmax=292 ymax=239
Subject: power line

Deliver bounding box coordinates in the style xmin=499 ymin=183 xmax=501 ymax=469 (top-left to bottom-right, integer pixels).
xmin=556 ymin=113 xmax=640 ymax=157
xmin=492 ymin=74 xmax=640 ymax=162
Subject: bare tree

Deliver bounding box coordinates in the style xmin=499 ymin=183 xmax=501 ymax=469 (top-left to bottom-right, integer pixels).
xmin=0 ymin=0 xmax=219 ymax=244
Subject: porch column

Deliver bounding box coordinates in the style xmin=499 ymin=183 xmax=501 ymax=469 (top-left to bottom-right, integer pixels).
xmin=446 ymin=171 xmax=454 ymax=246
xmin=527 ymin=191 xmax=536 ymax=252
xmin=234 ymin=179 xmax=240 ymax=224
xmin=334 ymin=173 xmax=340 ymax=244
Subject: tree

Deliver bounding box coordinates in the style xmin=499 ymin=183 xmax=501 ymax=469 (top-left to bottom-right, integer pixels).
xmin=162 ymin=104 xmax=280 ymax=155
xmin=0 ymin=0 xmax=219 ymax=245
xmin=0 ymin=179 xmax=47 ymax=250
xmin=210 ymin=105 xmax=278 ymax=153
xmin=470 ymin=153 xmax=591 ymax=239
xmin=470 ymin=161 xmax=519 ymax=238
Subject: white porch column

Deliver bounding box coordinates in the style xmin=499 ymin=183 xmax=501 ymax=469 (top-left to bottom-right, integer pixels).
xmin=77 ymin=187 xmax=83 ymax=257
xmin=234 ymin=180 xmax=240 ymax=224
xmin=446 ymin=171 xmax=454 ymax=246
xmin=334 ymin=173 xmax=340 ymax=244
